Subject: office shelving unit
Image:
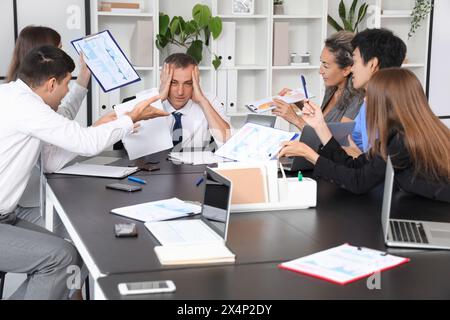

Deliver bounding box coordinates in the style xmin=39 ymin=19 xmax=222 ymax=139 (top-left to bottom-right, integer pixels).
xmin=89 ymin=0 xmax=430 ymax=130
xmin=376 ymin=0 xmax=430 ymax=89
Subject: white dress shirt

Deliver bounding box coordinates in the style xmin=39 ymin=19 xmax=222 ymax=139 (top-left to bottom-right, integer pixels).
xmin=162 ymin=92 xmax=229 ymax=149
xmin=18 ymin=82 xmax=88 ymax=208
xmin=0 ymin=80 xmax=134 ymax=215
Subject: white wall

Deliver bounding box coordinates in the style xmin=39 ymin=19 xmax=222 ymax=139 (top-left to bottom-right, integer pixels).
xmin=0 ymin=1 xmax=15 ymax=77
xmin=429 ymin=0 xmax=450 ymax=119
xmin=0 ymin=0 xmax=89 ymax=125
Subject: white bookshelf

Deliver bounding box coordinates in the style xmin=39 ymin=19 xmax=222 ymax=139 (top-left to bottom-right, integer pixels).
xmin=377 ymin=0 xmax=430 ymax=89
xmin=88 ymin=0 xmax=431 ymax=130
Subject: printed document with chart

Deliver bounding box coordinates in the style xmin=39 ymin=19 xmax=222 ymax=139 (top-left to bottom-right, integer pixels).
xmin=279 ymin=244 xmax=410 ymax=285
xmin=72 ymin=30 xmax=140 ymax=92
xmin=215 ymin=123 xmax=298 ymax=162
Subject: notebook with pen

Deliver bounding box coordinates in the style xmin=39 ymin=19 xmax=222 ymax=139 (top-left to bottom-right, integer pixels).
xmin=279 ymin=244 xmax=410 ymax=285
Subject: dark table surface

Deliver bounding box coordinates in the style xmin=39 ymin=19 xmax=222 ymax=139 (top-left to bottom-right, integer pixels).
xmin=46 ymin=151 xmax=450 ymax=299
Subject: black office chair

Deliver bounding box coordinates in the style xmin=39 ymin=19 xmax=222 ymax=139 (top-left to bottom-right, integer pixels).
xmin=0 ymin=271 xmax=6 ymax=299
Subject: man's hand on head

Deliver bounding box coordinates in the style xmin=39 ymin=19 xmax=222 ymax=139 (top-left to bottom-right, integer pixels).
xmin=160 ymin=63 xmax=173 ymax=101
xmin=191 ymin=66 xmax=206 ymax=105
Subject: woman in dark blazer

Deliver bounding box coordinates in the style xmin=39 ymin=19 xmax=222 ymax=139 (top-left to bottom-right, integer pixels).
xmin=279 ymin=68 xmax=450 ymax=202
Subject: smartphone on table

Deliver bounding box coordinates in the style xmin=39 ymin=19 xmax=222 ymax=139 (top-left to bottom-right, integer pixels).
xmin=118 ymin=280 xmax=176 ymax=295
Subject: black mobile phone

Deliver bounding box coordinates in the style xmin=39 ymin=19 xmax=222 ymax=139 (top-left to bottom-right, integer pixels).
xmin=115 ymin=223 xmax=138 ymax=238
xmin=106 ymin=183 xmax=142 ymax=192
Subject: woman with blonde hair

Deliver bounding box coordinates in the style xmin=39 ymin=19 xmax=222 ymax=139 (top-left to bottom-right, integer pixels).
xmin=279 ymin=68 xmax=450 ymax=202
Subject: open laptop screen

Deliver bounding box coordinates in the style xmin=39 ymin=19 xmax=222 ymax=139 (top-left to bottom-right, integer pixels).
xmin=201 ymin=168 xmax=232 ymax=241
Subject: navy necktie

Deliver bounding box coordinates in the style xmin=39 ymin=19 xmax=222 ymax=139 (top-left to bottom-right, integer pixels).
xmin=172 ymin=112 xmax=183 ymax=146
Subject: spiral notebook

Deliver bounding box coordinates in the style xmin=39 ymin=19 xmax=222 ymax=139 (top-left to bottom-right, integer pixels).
xmin=279 ymin=244 xmax=410 ymax=285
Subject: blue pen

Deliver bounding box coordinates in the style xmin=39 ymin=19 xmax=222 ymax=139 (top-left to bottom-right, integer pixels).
xmin=301 ymin=75 xmax=309 ymax=99
xmin=128 ymin=176 xmax=147 ymax=185
xmin=195 ymin=177 xmax=204 ymax=187
xmin=269 ymin=133 xmax=300 ymax=158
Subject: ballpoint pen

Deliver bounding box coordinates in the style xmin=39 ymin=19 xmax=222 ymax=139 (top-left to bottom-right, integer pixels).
xmin=301 ymin=75 xmax=309 ymax=99
xmin=128 ymin=176 xmax=147 ymax=185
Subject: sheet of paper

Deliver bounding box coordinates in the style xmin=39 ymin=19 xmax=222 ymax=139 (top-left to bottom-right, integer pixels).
xmin=114 ymin=90 xmax=173 ymax=160
xmin=56 ymin=163 xmax=138 ymax=178
xmin=245 ymin=87 xmax=314 ymax=113
xmin=72 ymin=30 xmax=140 ymax=92
xmin=169 ymin=151 xmax=231 ymax=165
xmin=111 ymin=198 xmax=202 ymax=222
xmin=280 ymin=244 xmax=410 ymax=285
xmin=215 ymin=123 xmax=298 ymax=162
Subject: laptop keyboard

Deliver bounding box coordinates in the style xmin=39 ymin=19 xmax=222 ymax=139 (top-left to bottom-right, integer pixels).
xmin=390 ymin=220 xmax=429 ymax=244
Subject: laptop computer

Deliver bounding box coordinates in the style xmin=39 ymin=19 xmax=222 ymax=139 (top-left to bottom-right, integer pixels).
xmin=382 ymin=156 xmax=450 ymax=250
xmin=145 ymin=168 xmax=232 ymax=246
xmin=283 ymin=121 xmax=356 ymax=171
xmin=245 ymin=114 xmax=277 ymax=128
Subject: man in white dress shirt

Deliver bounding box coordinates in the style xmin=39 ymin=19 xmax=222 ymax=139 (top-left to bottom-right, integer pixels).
xmin=159 ymin=53 xmax=231 ymax=150
xmin=0 ymin=46 xmax=168 ymax=299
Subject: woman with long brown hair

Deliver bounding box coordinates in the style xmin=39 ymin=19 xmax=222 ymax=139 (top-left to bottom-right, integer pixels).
xmin=279 ymin=68 xmax=450 ymax=202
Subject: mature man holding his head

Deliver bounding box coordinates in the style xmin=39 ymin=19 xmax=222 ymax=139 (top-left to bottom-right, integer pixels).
xmin=159 ymin=53 xmax=231 ymax=149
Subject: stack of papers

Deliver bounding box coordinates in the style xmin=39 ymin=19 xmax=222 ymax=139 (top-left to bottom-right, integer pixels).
xmin=168 ymin=151 xmax=231 ymax=165
xmin=154 ymin=243 xmax=235 ymax=266
xmin=55 ymin=163 xmax=139 ymax=178
xmin=111 ymin=198 xmax=202 ymax=222
xmin=279 ymin=244 xmax=410 ymax=285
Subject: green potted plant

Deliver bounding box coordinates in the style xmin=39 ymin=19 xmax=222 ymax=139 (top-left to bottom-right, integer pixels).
xmin=273 ymin=0 xmax=284 ymax=15
xmin=408 ymin=0 xmax=432 ymax=39
xmin=328 ymin=0 xmax=369 ymax=32
xmin=156 ymin=4 xmax=223 ymax=69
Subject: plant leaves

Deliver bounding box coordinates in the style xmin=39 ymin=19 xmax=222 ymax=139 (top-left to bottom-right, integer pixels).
xmin=204 ymin=26 xmax=211 ymax=47
xmin=339 ymin=0 xmax=347 ymax=23
xmin=209 ymin=16 xmax=222 ymax=40
xmin=159 ymin=13 xmax=170 ymax=35
xmin=184 ymin=20 xmax=197 ymax=35
xmin=355 ymin=3 xmax=369 ymax=31
xmin=327 ymin=15 xmax=344 ymax=32
xmin=187 ymin=39 xmax=203 ymax=64
xmin=193 ymin=4 xmax=211 ymax=29
xmin=349 ymin=0 xmax=358 ymax=25
xmin=155 ymin=34 xmax=168 ymax=51
xmin=343 ymin=18 xmax=353 ymax=31
xmin=170 ymin=17 xmax=181 ymax=35
xmin=212 ymin=54 xmax=221 ymax=70
xmin=178 ymin=16 xmax=186 ymax=32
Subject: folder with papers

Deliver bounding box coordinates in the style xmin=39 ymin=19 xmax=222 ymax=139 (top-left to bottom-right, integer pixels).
xmin=215 ymin=167 xmax=268 ymax=205
xmin=279 ymin=244 xmax=410 ymax=285
xmin=55 ymin=163 xmax=139 ymax=178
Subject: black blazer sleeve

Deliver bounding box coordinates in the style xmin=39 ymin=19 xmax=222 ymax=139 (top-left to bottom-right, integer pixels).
xmin=313 ymin=137 xmax=386 ymax=194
